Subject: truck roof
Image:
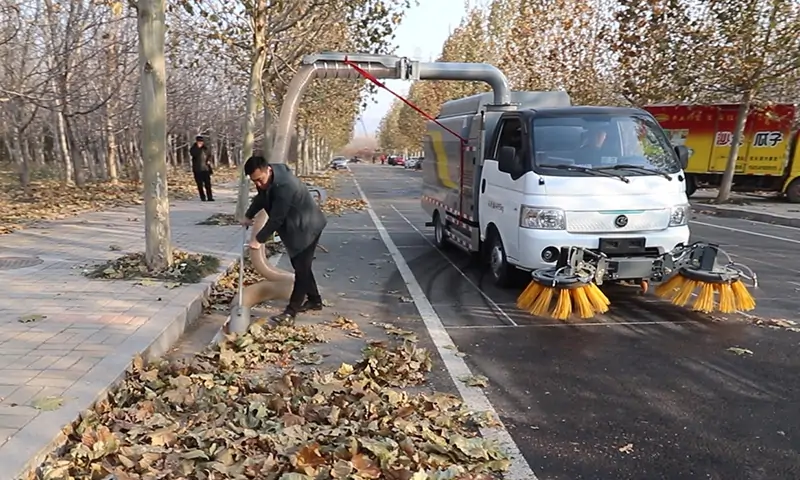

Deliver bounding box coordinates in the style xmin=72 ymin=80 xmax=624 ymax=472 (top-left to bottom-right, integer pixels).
xmin=437 ymin=91 xmax=572 ymax=119
xmin=528 ymin=106 xmax=649 ymax=117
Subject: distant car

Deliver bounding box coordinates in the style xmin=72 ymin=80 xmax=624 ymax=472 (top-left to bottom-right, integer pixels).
xmin=330 ymin=157 xmax=349 ymax=170
xmin=387 ymin=155 xmax=397 ymax=166
xmin=415 ymin=157 xmax=423 ymax=170
xmin=394 ymin=157 xmax=405 ymax=166
xmin=404 ymin=157 xmax=419 ymax=169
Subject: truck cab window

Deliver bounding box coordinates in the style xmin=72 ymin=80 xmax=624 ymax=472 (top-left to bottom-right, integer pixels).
xmin=495 ymin=118 xmax=524 ymax=174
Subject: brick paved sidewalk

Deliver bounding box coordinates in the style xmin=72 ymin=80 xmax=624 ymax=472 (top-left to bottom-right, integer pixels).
xmin=0 ymin=184 xmax=243 ymax=480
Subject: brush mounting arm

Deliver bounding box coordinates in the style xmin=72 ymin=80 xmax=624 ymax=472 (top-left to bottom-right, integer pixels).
xmin=657 ymin=242 xmax=758 ymax=287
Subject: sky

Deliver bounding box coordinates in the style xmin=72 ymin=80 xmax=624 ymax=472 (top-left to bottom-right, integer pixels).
xmin=353 ymin=0 xmax=469 ymax=136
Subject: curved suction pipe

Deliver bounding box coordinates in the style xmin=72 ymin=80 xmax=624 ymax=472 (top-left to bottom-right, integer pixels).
xmin=272 ymin=59 xmax=397 ymax=166
xmin=271 ymin=53 xmax=512 ymax=166
xmin=248 ymin=210 xmax=294 ymax=282
xmin=240 ymin=210 xmax=294 ymax=310
xmin=417 ymin=62 xmax=511 ymax=105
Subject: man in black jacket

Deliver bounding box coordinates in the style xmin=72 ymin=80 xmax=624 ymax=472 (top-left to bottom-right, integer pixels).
xmin=190 ymin=135 xmax=214 ymax=201
xmin=241 ymin=155 xmax=328 ymax=325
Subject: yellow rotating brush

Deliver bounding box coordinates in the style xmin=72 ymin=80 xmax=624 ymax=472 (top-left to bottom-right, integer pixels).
xmin=517 ymin=269 xmax=611 ymax=320
xmin=654 ymin=243 xmax=757 ymax=314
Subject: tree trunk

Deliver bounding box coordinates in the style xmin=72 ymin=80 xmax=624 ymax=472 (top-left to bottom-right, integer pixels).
xmin=235 ymin=0 xmax=268 ymax=221
xmin=137 ymin=0 xmax=172 ymax=270
xmin=716 ymin=90 xmax=752 ymax=203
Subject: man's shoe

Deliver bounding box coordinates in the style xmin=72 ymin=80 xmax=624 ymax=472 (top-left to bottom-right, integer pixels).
xmin=208 ymin=198 xmax=215 ymax=201
xmin=298 ymin=300 xmax=323 ymax=313
xmin=200 ymin=198 xmax=207 ymax=202
xmin=270 ymin=311 xmax=296 ymax=326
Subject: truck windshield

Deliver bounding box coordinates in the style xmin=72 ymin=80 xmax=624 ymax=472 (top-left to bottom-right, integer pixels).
xmin=531 ymin=114 xmax=680 ymax=177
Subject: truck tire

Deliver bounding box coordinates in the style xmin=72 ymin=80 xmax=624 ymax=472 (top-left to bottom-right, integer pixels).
xmin=433 ymin=212 xmax=449 ymax=250
xmin=487 ymin=229 xmax=514 ymax=288
xmin=684 ymin=174 xmax=697 ymax=197
xmin=786 ymin=178 xmax=800 ymax=204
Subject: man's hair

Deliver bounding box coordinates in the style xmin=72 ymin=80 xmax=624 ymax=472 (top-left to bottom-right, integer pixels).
xmin=196 ymin=135 xmax=204 ymax=141
xmin=244 ymin=156 xmax=269 ymax=175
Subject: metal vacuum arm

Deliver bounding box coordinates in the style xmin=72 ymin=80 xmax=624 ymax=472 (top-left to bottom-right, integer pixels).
xmin=270 ymin=52 xmax=512 ymax=165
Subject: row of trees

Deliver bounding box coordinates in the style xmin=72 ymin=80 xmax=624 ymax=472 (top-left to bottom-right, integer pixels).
xmin=377 ymin=0 xmax=800 ymax=201
xmin=1 ymin=0 xmax=410 ymax=268
xmin=0 ymin=0 xmax=407 ymax=188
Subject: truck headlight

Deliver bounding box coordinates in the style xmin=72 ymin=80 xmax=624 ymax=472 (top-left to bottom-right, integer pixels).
xmin=669 ymin=204 xmax=690 ymax=226
xmin=520 ymin=206 xmax=566 ymax=230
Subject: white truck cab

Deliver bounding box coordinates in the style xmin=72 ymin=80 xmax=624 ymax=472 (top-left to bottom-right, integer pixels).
xmin=422 ymin=93 xmax=692 ymax=287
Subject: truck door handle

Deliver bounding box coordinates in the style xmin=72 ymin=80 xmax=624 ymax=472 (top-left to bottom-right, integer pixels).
xmin=481 ymin=179 xmax=486 ymax=193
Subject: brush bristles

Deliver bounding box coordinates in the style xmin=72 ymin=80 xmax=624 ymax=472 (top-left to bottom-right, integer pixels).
xmin=730 ymin=279 xmax=756 ymax=311
xmin=654 ymin=274 xmax=757 ymax=313
xmin=517 ymin=281 xmax=609 ymax=320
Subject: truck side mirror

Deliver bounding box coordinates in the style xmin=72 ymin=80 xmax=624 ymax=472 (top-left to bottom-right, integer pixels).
xmin=674 ymin=145 xmax=689 ymax=169
xmin=498 ymin=146 xmax=517 ymax=174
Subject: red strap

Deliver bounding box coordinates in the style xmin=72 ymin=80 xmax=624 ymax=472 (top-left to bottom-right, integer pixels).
xmin=344 ymin=57 xmax=467 ymax=144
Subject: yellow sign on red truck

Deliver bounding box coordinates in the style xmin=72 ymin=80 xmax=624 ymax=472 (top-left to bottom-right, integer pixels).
xmin=645 ymin=103 xmax=800 ymax=201
xmin=645 ymin=103 xmax=794 ymax=175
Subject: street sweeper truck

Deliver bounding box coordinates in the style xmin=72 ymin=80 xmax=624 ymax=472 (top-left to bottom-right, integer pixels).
xmin=421 ymin=91 xmax=758 ymax=320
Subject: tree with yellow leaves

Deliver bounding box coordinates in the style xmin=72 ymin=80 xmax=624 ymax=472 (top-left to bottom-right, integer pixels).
xmin=694 ymin=0 xmax=800 ymax=202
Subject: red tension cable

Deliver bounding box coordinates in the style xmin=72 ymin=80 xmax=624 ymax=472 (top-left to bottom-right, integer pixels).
xmin=343 ymin=57 xmax=467 ymax=144
xmin=344 ymin=57 xmax=470 ymax=218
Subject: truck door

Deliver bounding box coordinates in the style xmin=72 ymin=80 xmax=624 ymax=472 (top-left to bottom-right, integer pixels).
xmin=480 ymin=114 xmax=528 ymax=263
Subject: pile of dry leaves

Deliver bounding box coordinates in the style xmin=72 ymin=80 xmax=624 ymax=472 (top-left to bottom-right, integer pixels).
xmin=321 ymin=198 xmax=368 ymax=217
xmin=0 ymin=166 xmax=241 ymax=235
xmin=197 ymin=213 xmax=238 ymax=226
xmin=35 ymin=320 xmax=508 ymax=480
xmin=85 ymin=250 xmax=221 ymax=284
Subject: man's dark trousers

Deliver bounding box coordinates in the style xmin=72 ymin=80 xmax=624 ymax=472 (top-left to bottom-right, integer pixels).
xmin=287 ymin=232 xmax=322 ymax=313
xmin=193 ymin=170 xmax=213 ymax=201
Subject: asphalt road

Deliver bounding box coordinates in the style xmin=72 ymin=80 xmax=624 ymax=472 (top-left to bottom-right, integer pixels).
xmin=347 ymin=163 xmax=800 ymax=480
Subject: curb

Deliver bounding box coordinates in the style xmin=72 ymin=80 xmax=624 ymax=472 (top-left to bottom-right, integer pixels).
xmin=691 ymin=203 xmax=800 ymax=228
xmin=9 ymin=249 xmax=240 ymax=480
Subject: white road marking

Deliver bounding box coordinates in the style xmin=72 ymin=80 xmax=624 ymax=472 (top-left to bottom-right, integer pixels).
xmin=694 ymin=211 xmax=800 ymax=231
xmin=445 ymin=320 xmax=696 ymax=329
xmin=390 ymin=205 xmax=518 ymax=327
xmin=351 ymin=175 xmax=538 ymax=480
xmin=692 ymin=220 xmax=800 ymax=244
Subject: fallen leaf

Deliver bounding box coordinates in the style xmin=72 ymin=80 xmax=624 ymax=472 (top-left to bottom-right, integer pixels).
xmin=461 ymin=375 xmax=489 ymax=388
xmin=726 ymin=347 xmax=753 ymax=356
xmin=619 ymin=443 xmax=634 ymax=454
xmin=32 ymin=396 xmax=64 ymax=411
xmin=18 ymin=314 xmax=46 ymax=323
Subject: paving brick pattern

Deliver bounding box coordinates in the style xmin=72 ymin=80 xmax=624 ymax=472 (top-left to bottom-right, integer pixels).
xmin=0 ymin=184 xmax=243 ymax=480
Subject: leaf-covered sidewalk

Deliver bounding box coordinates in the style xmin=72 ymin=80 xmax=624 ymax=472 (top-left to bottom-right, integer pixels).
xmin=25 ymin=170 xmax=513 ymax=480
xmin=36 ymin=320 xmax=509 ymax=480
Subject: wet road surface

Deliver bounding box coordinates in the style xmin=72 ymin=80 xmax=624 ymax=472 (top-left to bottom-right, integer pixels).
xmin=347 ymin=163 xmax=800 ymax=480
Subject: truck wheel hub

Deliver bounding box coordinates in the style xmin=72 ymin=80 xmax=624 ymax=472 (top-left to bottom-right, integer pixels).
xmin=491 ymin=244 xmax=503 ymax=275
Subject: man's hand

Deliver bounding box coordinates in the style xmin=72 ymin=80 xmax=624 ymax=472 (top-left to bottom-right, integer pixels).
xmin=240 ymin=218 xmax=253 ymax=228
xmin=248 ymin=239 xmax=262 ymax=250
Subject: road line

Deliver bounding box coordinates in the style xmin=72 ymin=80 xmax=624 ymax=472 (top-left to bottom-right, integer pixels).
xmin=390 ymin=205 xmax=518 ymax=327
xmin=445 ymin=320 xmax=697 ymax=329
xmin=692 ymin=220 xmax=800 ymax=244
xmin=351 ymin=174 xmax=537 ymax=480
xmin=693 ymin=212 xmax=800 ymax=231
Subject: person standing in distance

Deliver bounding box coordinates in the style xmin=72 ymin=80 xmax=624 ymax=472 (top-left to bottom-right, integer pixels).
xmin=190 ymin=135 xmax=214 ymax=201
xmin=240 ymin=156 xmax=327 ymax=325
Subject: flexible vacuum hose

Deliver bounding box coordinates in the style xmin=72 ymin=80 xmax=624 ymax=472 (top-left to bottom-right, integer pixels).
xmin=241 ymin=209 xmax=294 ymax=308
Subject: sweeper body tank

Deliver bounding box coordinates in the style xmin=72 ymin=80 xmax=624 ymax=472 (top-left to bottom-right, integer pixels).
xmin=422 ymin=91 xmax=691 ymax=285
xmin=421 ymin=91 xmax=757 ymax=319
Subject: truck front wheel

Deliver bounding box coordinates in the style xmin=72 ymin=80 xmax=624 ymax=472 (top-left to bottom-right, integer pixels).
xmin=786 ymin=178 xmax=800 ymax=204
xmin=487 ymin=231 xmax=514 ymax=288
xmin=684 ymin=174 xmax=697 ymax=197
